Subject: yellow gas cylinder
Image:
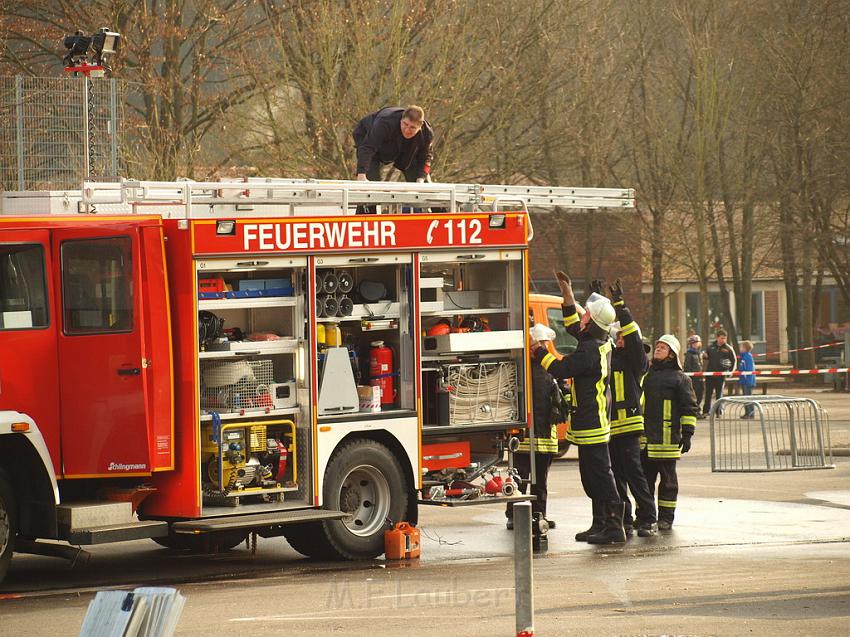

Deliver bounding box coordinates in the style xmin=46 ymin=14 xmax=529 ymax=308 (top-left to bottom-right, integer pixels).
xmin=324 ymin=321 xmax=342 ymax=347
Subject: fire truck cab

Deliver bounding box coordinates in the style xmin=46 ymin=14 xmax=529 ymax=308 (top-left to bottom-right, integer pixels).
xmin=0 ymin=179 xmax=633 ymax=583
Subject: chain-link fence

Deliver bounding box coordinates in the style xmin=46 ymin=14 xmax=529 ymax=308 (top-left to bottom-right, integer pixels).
xmin=0 ymin=75 xmax=129 ymax=191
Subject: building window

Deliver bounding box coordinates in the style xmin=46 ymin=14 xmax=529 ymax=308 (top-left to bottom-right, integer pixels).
xmin=546 ymin=307 xmax=578 ymax=353
xmin=685 ymin=291 xmax=732 ymax=338
xmin=751 ymin=291 xmax=765 ymax=341
xmin=0 ymin=243 xmax=48 ymax=330
xmin=61 ymin=237 xmax=133 ymax=334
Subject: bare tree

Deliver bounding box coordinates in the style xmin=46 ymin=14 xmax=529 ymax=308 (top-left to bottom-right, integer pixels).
xmin=2 ymin=1 xmax=271 ymax=179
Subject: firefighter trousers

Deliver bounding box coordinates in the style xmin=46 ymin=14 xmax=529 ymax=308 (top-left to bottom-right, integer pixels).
xmin=506 ymin=451 xmax=554 ymax=519
xmin=610 ymin=434 xmax=657 ymax=525
xmin=640 ymin=454 xmax=678 ymax=523
xmin=577 ymin=442 xmax=620 ymax=503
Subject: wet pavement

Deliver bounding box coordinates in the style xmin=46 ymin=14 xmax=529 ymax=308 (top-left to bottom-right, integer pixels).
xmin=1 ymin=385 xmax=849 ymax=635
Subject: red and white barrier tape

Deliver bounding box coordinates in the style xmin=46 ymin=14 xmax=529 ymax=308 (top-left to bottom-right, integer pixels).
xmin=686 ymin=368 xmax=849 ymax=377
xmin=753 ymin=340 xmax=843 ymax=358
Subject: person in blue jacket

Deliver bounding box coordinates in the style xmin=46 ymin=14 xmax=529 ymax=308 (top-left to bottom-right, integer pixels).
xmin=738 ymin=340 xmax=756 ymax=418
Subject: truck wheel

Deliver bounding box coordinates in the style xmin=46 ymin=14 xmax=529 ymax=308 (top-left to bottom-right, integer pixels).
xmin=320 ymin=439 xmax=408 ymax=560
xmin=282 ymin=522 xmax=338 ymax=560
xmin=0 ymin=470 xmax=16 ymax=584
xmin=153 ymin=529 xmax=247 ymax=552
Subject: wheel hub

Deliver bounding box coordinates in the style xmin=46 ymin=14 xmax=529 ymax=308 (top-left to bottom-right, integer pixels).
xmin=338 ymin=464 xmax=391 ymax=537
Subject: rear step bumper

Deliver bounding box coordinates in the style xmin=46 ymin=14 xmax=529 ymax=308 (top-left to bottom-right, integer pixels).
xmin=172 ymin=509 xmax=347 ymax=534
xmin=65 ymin=520 xmax=169 ymax=545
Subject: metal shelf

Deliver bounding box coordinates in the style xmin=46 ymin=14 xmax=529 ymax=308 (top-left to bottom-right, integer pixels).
xmin=200 ymin=407 xmax=300 ymax=422
xmin=198 ymin=297 xmax=297 ymax=310
xmin=198 ymin=341 xmax=299 ymax=358
xmin=421 ymin=307 xmax=512 ymax=316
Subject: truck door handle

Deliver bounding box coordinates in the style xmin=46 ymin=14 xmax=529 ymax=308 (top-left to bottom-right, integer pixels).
xmin=117 ymin=368 xmax=141 ymax=376
xmin=456 ymin=254 xmax=485 ymax=260
xmin=348 ymin=257 xmax=379 ymax=263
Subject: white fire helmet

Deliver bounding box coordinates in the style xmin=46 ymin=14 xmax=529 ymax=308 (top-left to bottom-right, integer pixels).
xmin=656 ymin=334 xmax=682 ymax=368
xmin=586 ymin=297 xmax=616 ymax=332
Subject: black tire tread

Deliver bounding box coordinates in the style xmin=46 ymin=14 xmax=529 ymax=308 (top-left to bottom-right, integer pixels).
xmin=0 ymin=468 xmax=16 ymax=584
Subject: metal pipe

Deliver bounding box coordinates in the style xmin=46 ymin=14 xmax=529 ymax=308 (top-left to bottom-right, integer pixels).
xmin=82 ymin=76 xmax=91 ymax=179
xmin=514 ymin=501 xmax=534 ymax=637
xmin=15 ymin=76 xmax=24 ymax=191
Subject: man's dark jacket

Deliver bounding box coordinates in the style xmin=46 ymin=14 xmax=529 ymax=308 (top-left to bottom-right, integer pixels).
xmin=353 ymin=107 xmax=434 ymax=179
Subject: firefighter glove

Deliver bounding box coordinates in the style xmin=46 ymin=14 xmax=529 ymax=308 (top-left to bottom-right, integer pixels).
xmin=590 ymin=279 xmax=604 ymax=295
xmin=609 ymin=278 xmax=624 ymax=304
xmin=680 ymin=434 xmax=692 ymax=454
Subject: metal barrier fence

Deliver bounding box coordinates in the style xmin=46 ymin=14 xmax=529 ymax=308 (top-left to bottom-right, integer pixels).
xmin=0 ymin=75 xmax=128 ymax=191
xmin=710 ymin=396 xmax=833 ymax=472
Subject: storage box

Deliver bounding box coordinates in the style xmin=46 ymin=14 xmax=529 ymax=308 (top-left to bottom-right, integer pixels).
xmin=358 ymin=385 xmax=381 ymax=413
xmin=419 ymin=277 xmax=445 ymax=303
xmin=199 ymin=276 xmax=226 ymax=293
xmin=423 ymin=330 xmax=525 ymax=353
xmin=442 ymin=291 xmax=479 ymax=310
xmin=237 ymin=277 xmax=290 ymax=291
xmin=422 ymin=441 xmax=471 ymax=471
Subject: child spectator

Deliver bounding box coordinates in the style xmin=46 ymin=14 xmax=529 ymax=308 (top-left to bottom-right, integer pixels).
xmin=738 ymin=340 xmax=756 ymax=418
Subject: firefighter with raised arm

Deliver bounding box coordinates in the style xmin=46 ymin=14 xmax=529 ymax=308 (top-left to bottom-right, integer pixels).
xmin=641 ymin=334 xmax=699 ymax=530
xmin=602 ymin=277 xmax=658 ymax=538
xmin=529 ymin=271 xmax=626 ymax=545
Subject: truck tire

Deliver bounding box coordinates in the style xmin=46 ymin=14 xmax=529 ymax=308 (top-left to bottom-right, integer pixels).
xmin=0 ymin=470 xmax=16 ymax=584
xmin=153 ymin=529 xmax=247 ymax=552
xmin=281 ymin=522 xmax=338 ymax=560
xmin=318 ymin=439 xmax=408 ymax=560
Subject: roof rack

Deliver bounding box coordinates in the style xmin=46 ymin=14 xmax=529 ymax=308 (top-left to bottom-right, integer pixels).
xmin=77 ymin=178 xmax=635 ymax=218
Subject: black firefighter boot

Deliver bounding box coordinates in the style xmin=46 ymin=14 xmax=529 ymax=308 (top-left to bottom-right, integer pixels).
xmin=586 ymin=501 xmax=627 ymax=545
xmin=574 ymin=500 xmax=604 ymax=542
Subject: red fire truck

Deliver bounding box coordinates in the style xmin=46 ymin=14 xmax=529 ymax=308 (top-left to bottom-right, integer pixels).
xmin=0 ymin=178 xmax=633 ymax=583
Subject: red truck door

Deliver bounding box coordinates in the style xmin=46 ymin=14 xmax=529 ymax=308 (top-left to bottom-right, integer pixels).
xmin=0 ymin=229 xmax=62 ymax=472
xmin=53 ymin=228 xmax=153 ymax=477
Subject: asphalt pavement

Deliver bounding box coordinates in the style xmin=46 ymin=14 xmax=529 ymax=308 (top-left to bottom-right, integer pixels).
xmin=1 ymin=385 xmax=848 ymax=636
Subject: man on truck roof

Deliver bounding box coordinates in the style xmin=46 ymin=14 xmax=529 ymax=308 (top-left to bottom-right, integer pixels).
xmin=353 ymin=105 xmax=434 ymax=183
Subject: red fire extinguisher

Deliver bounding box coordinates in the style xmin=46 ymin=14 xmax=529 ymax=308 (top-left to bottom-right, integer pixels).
xmin=370 ymin=340 xmax=395 ymax=406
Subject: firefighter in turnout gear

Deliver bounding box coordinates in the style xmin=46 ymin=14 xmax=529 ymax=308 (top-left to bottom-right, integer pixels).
xmin=506 ymin=323 xmax=563 ymax=530
xmin=603 ymin=278 xmax=658 ymax=538
xmin=530 ymin=271 xmax=626 ymax=545
xmin=641 ymin=334 xmax=699 ymax=530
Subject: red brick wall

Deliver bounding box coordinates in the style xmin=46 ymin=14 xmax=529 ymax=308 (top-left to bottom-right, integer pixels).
xmin=764 ymin=290 xmax=780 ymax=362
xmin=528 ymin=210 xmax=646 ymax=325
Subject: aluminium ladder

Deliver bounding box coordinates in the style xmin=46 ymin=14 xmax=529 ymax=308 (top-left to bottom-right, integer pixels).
xmin=77 ymin=177 xmax=635 ymax=218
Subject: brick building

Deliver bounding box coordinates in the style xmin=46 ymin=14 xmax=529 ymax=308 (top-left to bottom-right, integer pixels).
xmin=528 ymin=208 xmax=646 ymax=321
